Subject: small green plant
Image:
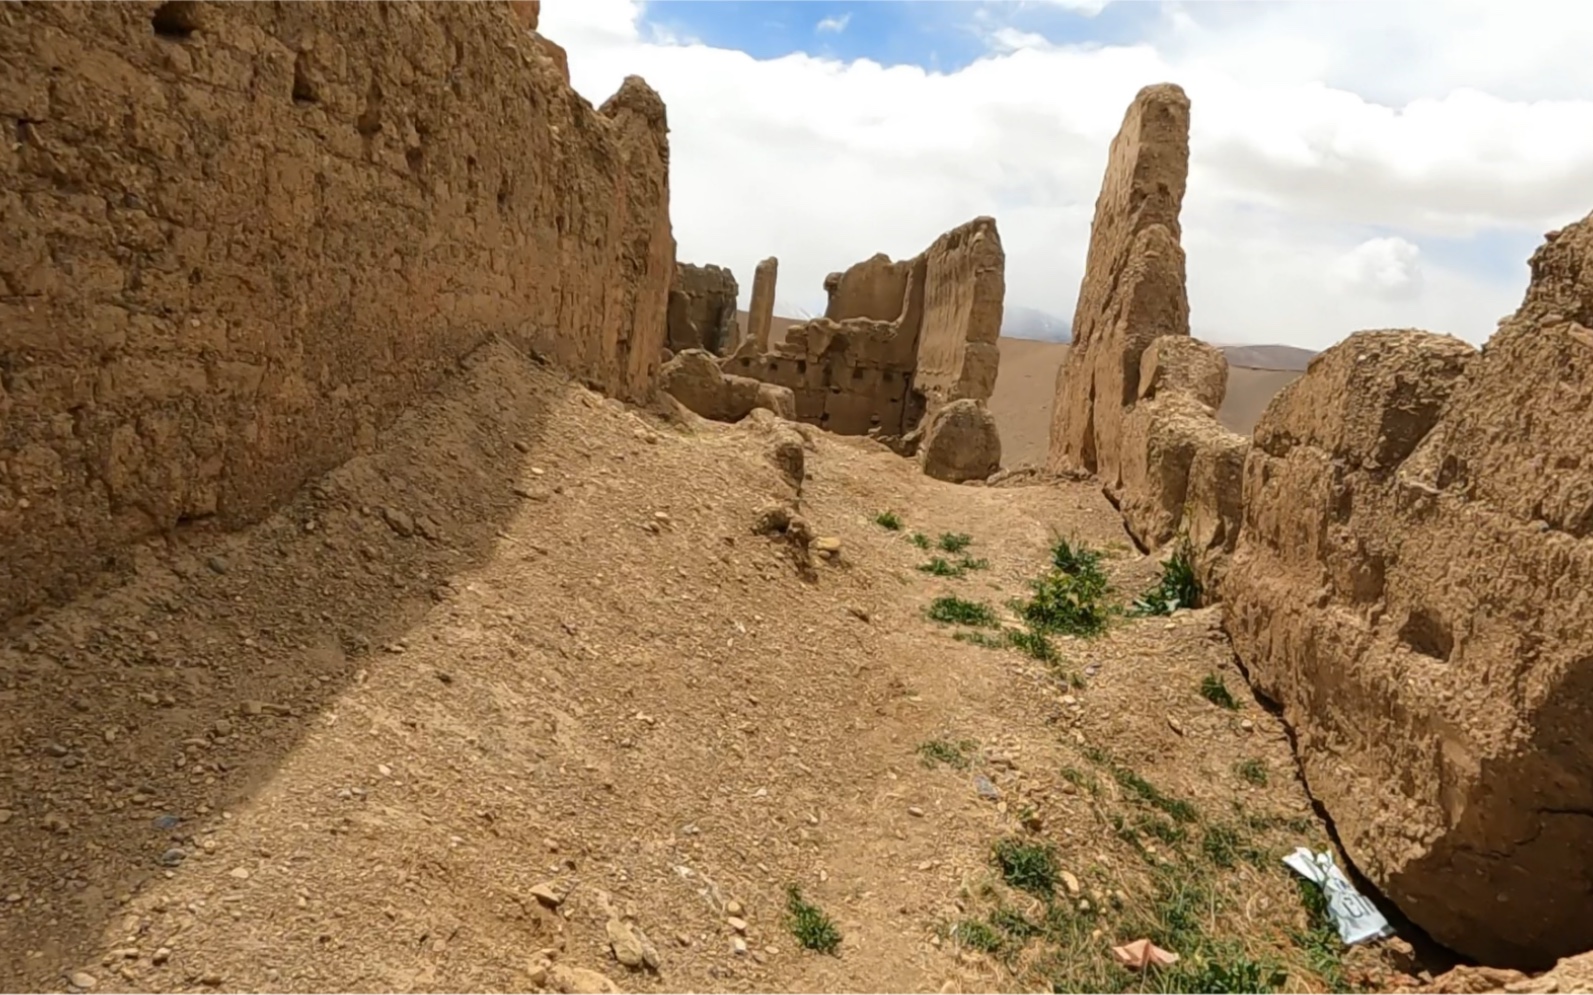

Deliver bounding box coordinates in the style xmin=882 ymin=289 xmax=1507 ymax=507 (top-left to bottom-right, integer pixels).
xmin=918 ymin=738 xmax=976 ymax=769
xmin=909 ymin=531 xmax=931 ymax=549
xmin=1235 ymin=758 xmax=1268 ymax=787
xmin=987 ymin=906 xmax=1039 ymax=942
xmin=1004 ymin=627 xmax=1057 ymax=662
xmin=937 ymin=532 xmax=974 ymax=553
xmin=928 ymin=595 xmax=998 ymax=627
xmin=785 ymin=884 xmax=842 ymax=955
xmin=1199 ymin=673 xmax=1241 ymax=710
xmin=918 ymin=556 xmax=962 ymax=577
xmin=951 ymin=918 xmax=1003 ymax=953
xmin=1130 ymin=538 xmax=1202 ymax=616
xmin=1112 ymin=765 xmax=1199 ymax=823
xmin=991 ymin=837 xmax=1058 ymax=897
xmin=1016 ymin=538 xmax=1113 ymax=637
xmin=1201 ymin=824 xmax=1243 ymax=868
xmin=1060 ymin=765 xmax=1099 ymax=795
xmin=1291 ymin=879 xmax=1351 ymax=992
xmin=874 ymin=510 xmax=903 ymax=531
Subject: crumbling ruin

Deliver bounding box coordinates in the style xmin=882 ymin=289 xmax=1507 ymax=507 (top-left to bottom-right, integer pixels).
xmin=667 ymin=262 xmax=740 ymax=356
xmin=1053 ymin=81 xmax=1593 ymax=970
xmin=1045 ymin=83 xmax=1247 ymax=589
xmin=0 ymin=1 xmax=674 ymax=619
xmin=746 ymin=256 xmax=779 ymax=353
xmin=707 ymin=218 xmax=1005 ymax=445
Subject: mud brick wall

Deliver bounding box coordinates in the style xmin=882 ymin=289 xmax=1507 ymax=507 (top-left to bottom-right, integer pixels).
xmin=0 ymin=0 xmax=674 ymax=618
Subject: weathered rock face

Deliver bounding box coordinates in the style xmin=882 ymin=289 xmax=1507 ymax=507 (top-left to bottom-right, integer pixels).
xmin=667 ymin=263 xmax=740 ymax=356
xmin=1047 ymin=83 xmax=1191 ymax=487
xmin=660 ymin=350 xmax=793 ymax=424
xmin=914 ymin=217 xmax=1005 ymax=410
xmin=0 ymin=1 xmax=673 ymax=620
xmin=747 ymin=257 xmax=779 ymax=352
xmin=1224 ymin=214 xmax=1593 ymax=970
xmin=919 ymin=400 xmax=1002 ymax=483
xmin=725 ymin=217 xmax=1004 ymax=441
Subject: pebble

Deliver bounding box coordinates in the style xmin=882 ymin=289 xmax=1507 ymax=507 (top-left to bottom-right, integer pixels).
xmin=152 ymin=814 xmax=181 ymax=831
xmin=1060 ymin=870 xmax=1081 ymax=897
xmin=731 ymin=937 xmax=748 ymax=956
xmin=727 ymin=916 xmax=747 ymax=934
xmin=201 ymin=972 xmax=223 ymax=986
xmin=152 ymin=948 xmax=171 ymax=966
xmin=228 ymin=867 xmax=250 ymax=880
xmin=725 ymin=900 xmax=744 ymax=917
xmin=213 ymin=719 xmax=233 ymax=737
xmin=606 ymin=918 xmax=647 ymax=968
xmin=907 ymin=806 xmax=925 ymax=818
xmin=0 ymin=809 xmax=11 ymax=824
xmin=529 ymin=881 xmax=567 ymax=907
xmin=69 ymin=972 xmax=97 ymax=989
xmin=1240 ymin=719 xmax=1255 ymax=732
xmin=206 ymin=555 xmax=228 ymax=574
xmin=158 ymin=848 xmax=186 ymax=867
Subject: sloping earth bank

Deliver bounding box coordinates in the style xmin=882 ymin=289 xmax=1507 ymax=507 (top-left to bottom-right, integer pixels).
xmin=3 ymin=339 xmax=1414 ymax=993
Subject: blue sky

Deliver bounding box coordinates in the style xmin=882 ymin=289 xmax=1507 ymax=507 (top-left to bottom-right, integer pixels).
xmin=640 ymin=1 xmax=1155 ymax=75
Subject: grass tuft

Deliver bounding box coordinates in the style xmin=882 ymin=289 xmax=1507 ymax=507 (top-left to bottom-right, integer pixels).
xmin=785 ymin=884 xmax=842 ymax=955
xmin=917 ymin=738 xmax=976 ymax=770
xmin=1130 ymin=537 xmax=1202 ymax=616
xmin=1235 ymin=758 xmax=1268 ymax=787
xmin=874 ymin=510 xmax=903 ymax=531
xmin=991 ymin=837 xmax=1058 ymax=897
xmin=1199 ymin=673 xmax=1241 ymax=710
xmin=928 ymin=595 xmax=999 ymax=628
xmin=909 ymin=531 xmax=931 ymax=549
xmin=937 ymin=532 xmax=974 ymax=553
xmin=1016 ymin=538 xmax=1113 ymax=638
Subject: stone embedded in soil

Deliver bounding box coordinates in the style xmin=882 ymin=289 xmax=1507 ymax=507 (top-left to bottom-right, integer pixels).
xmin=69 ymin=972 xmax=97 ymax=989
xmin=606 ymin=918 xmax=647 ymax=968
xmin=530 ymin=881 xmax=568 ymax=907
xmin=727 ymin=916 xmax=748 ymax=933
xmin=731 ymin=937 xmax=749 ymax=957
xmin=1060 ymin=870 xmax=1081 ymax=896
xmin=547 ymin=964 xmax=621 ymax=994
xmin=725 ymin=899 xmax=744 ymax=916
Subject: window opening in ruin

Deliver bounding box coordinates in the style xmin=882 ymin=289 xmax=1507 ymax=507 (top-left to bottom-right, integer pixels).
xmin=151 ymin=1 xmax=200 ymax=38
xmin=797 ymin=360 xmax=807 ymax=374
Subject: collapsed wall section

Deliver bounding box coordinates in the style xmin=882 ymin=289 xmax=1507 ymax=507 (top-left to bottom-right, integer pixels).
xmin=667 ymin=262 xmax=739 ymax=356
xmin=914 ymin=217 xmax=1005 ymax=410
xmin=0 ymin=0 xmax=674 ymax=619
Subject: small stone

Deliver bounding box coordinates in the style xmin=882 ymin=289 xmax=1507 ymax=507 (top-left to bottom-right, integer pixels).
xmin=152 ymin=948 xmax=171 ymax=966
xmin=526 ymin=960 xmax=550 ymax=987
xmin=213 ymin=719 xmax=233 ymax=737
xmin=727 ymin=916 xmax=748 ymax=933
xmin=547 ymin=964 xmax=621 ymax=994
xmin=725 ymin=900 xmax=744 ymax=917
xmin=201 ymin=972 xmax=223 ymax=986
xmin=846 ymin=605 xmax=870 ymax=622
xmin=158 ymin=848 xmax=186 ymax=867
xmin=812 ymin=536 xmax=842 ymax=557
xmin=607 ymin=918 xmax=646 ymax=968
xmin=206 ymin=556 xmax=228 ymax=575
xmin=240 ymin=700 xmax=264 ymax=717
xmin=228 ymin=867 xmax=250 ymax=880
xmin=1166 ymin=714 xmax=1184 ymax=736
xmin=907 ymin=806 xmax=925 ymax=818
xmin=1060 ymin=870 xmax=1081 ymax=897
xmin=676 ymin=933 xmax=692 ymax=947
xmin=380 ymin=507 xmax=415 ymax=537
xmin=1240 ymin=719 xmax=1255 ymax=732
xmin=529 ymin=881 xmax=567 ymax=907
xmin=0 ymin=809 xmax=12 ymax=824
xmin=45 ymin=742 xmax=69 ymax=758
xmin=69 ymin=971 xmax=98 ymax=989
xmin=42 ymin=813 xmax=70 ymax=834
xmin=731 ymin=937 xmax=748 ymax=957
xmin=5 ymin=892 xmax=21 ymax=903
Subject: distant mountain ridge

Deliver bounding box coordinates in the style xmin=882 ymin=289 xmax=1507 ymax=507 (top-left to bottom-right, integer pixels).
xmin=1001 ymin=305 xmax=1072 ymax=343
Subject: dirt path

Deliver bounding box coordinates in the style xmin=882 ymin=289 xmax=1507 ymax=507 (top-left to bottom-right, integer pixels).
xmin=0 ymin=341 xmax=1404 ymax=994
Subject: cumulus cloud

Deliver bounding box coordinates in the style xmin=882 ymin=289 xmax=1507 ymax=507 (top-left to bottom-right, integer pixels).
xmin=1332 ymin=237 xmax=1425 ymax=301
xmin=540 ymin=0 xmax=1593 ymax=350
xmin=815 ymin=13 xmax=851 ymax=34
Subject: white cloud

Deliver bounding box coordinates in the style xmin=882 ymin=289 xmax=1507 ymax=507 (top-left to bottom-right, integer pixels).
xmin=1332 ymin=237 xmax=1424 ymax=302
xmin=541 ymin=0 xmax=1593 ymax=351
xmin=815 ymin=13 xmax=851 ymax=34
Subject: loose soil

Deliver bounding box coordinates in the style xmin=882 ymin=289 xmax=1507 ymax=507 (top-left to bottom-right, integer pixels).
xmin=1 ymin=339 xmax=1414 ymax=993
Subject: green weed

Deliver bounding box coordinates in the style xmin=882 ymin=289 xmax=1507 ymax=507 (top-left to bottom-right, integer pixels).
xmin=991 ymin=838 xmax=1058 ymax=897
xmin=1235 ymin=758 xmax=1269 ymax=787
xmin=909 ymin=531 xmax=931 ymax=549
xmin=918 ymin=738 xmax=977 ymax=770
xmin=785 ymin=884 xmax=842 ymax=955
xmin=927 ymin=596 xmax=998 ymax=627
xmin=874 ymin=510 xmax=903 ymax=531
xmin=938 ymin=532 xmax=974 ymax=553
xmin=1199 ymin=673 xmax=1241 ymax=710
xmin=951 ymin=918 xmax=1003 ymax=953
xmin=1130 ymin=538 xmax=1202 ymax=616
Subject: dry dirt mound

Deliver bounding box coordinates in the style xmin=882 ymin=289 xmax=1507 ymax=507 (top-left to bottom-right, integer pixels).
xmin=1 ymin=338 xmax=1415 ymax=994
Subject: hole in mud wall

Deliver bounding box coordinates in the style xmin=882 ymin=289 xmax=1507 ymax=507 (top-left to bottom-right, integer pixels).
xmin=151 ymin=1 xmax=201 ymax=38
xmin=852 ymin=367 xmax=865 ymax=380
xmin=739 ymin=358 xmax=751 ymax=368
xmin=355 ymin=79 xmax=383 ymax=137
xmin=1399 ymin=608 xmax=1454 ymax=662
xmin=768 ymin=361 xmax=780 ymax=373
xmin=292 ymin=53 xmax=319 ymax=104
xmin=796 ymin=360 xmax=807 ymax=374
xmin=404 ymin=146 xmax=424 ymax=176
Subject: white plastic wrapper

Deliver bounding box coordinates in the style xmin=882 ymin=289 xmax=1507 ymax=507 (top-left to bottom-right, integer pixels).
xmin=1282 ymin=847 xmax=1396 ymax=946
